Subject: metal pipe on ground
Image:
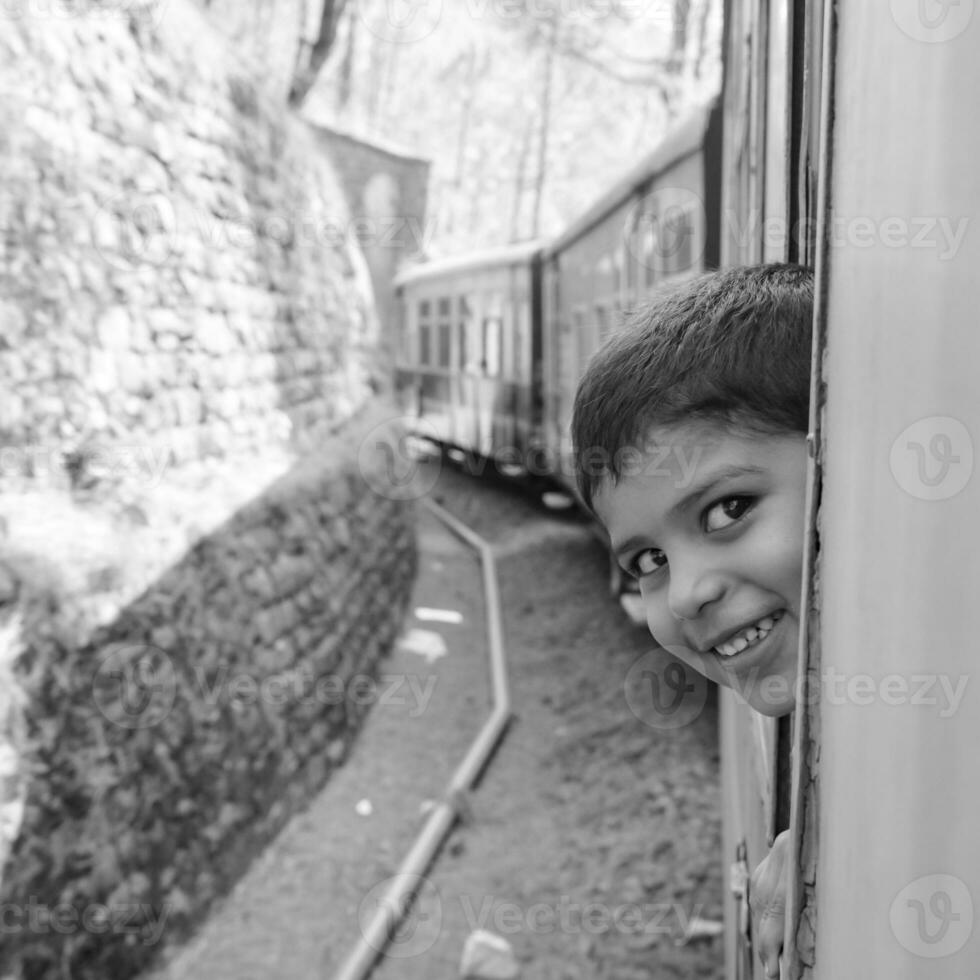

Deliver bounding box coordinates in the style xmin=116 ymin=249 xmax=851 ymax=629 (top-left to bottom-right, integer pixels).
xmin=331 ymin=497 xmax=513 ymax=980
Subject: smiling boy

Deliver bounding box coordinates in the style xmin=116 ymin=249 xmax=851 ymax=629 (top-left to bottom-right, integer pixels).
xmin=571 ymin=264 xmax=812 ymax=977
xmin=572 ymin=263 xmax=812 ymax=718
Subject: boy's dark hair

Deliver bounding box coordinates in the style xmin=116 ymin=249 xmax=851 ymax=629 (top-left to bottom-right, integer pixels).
xmin=572 ymin=263 xmax=813 ymax=510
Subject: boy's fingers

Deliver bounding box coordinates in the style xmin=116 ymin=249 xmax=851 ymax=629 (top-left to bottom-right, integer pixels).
xmin=753 ymin=899 xmax=785 ymax=976
xmin=749 ymin=831 xmax=791 ymax=978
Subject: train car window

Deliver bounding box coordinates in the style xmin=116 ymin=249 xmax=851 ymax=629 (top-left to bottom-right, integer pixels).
xmin=511 ymin=288 xmax=529 ymax=381
xmin=458 ymin=296 xmax=471 ymax=370
xmin=437 ymin=322 xmax=451 ymax=368
xmin=668 ymin=205 xmax=696 ymax=275
xmin=624 ymin=212 xmax=642 ymax=307
xmin=483 ymin=316 xmax=502 ymax=376
xmin=436 ymin=296 xmax=452 ymax=369
xmin=644 ymin=215 xmax=660 ymax=287
xmin=418 ymin=299 xmax=432 ymax=366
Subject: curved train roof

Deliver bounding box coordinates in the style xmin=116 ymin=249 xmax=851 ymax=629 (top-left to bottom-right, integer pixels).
xmin=394 ymin=240 xmax=545 ymax=288
xmin=542 ymin=101 xmax=717 ymax=258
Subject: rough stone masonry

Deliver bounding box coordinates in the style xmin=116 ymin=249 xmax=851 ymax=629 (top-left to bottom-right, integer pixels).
xmin=0 ymin=3 xmax=424 ymax=978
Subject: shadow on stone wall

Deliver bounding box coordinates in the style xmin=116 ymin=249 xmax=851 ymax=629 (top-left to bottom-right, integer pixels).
xmin=0 ymin=410 xmax=417 ymax=980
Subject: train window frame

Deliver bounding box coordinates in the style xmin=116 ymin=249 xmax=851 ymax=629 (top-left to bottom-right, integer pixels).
xmin=482 ymin=313 xmax=503 ymax=377
xmin=436 ymin=297 xmax=452 ymax=369
xmin=458 ymin=295 xmax=471 ymax=372
xmin=661 ymin=198 xmax=699 ymax=277
xmin=418 ymin=297 xmax=433 ymax=367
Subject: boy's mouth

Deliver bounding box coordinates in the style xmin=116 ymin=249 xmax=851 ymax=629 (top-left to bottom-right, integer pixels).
xmin=712 ymin=610 xmax=785 ymax=657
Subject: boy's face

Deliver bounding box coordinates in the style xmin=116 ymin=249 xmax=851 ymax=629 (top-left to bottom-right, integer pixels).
xmin=593 ymin=422 xmax=808 ymax=716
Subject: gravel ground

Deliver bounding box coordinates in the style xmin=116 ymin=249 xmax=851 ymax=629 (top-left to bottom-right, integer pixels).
xmin=141 ymin=459 xmax=723 ymax=980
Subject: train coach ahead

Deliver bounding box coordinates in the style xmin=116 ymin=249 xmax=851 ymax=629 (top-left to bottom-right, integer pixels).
xmin=393 ymin=241 xmax=544 ymax=473
xmin=539 ymin=100 xmax=723 ymax=493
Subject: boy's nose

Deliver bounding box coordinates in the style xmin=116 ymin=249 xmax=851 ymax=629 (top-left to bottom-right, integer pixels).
xmin=667 ymin=563 xmax=727 ymax=622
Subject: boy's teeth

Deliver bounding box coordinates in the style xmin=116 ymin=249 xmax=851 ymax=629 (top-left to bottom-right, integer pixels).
xmin=714 ymin=613 xmax=782 ymax=657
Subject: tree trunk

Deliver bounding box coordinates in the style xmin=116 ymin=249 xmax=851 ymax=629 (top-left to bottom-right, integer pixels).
xmin=670 ymin=0 xmax=692 ymax=74
xmin=336 ymin=3 xmax=358 ymax=112
xmin=693 ymin=0 xmax=715 ymax=81
xmin=530 ymin=20 xmax=557 ymax=239
xmin=446 ymin=43 xmax=479 ymax=237
xmin=288 ymin=0 xmax=350 ymax=109
xmin=509 ymin=112 xmax=533 ymax=241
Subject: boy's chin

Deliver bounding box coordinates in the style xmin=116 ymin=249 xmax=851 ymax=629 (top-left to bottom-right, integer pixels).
xmin=744 ymin=692 xmax=796 ymax=717
xmin=720 ymin=670 xmax=798 ymax=717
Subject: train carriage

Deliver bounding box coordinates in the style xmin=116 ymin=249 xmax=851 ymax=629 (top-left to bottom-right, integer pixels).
xmin=540 ymin=102 xmax=724 ymax=491
xmin=393 ymin=242 xmax=543 ymax=468
xmin=391 ymin=4 xmax=980 ymax=976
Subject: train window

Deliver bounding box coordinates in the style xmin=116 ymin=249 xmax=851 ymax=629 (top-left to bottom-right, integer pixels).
xmin=667 ymin=206 xmax=696 ymax=274
xmin=483 ymin=316 xmax=502 ymax=376
xmin=417 ymin=298 xmax=433 ymax=366
xmin=644 ymin=218 xmax=658 ymax=288
xmin=437 ymin=322 xmax=451 ymax=368
xmin=514 ymin=300 xmax=529 ymax=380
xmin=436 ymin=295 xmax=452 ymax=368
xmin=458 ymin=297 xmax=471 ymax=371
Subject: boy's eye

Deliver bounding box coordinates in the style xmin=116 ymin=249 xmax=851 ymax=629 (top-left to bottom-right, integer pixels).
xmin=631 ymin=547 xmax=667 ymax=578
xmin=704 ymin=495 xmax=754 ymax=532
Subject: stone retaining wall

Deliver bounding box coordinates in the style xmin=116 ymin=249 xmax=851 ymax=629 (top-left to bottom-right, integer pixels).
xmin=0 ymin=4 xmax=421 ymax=977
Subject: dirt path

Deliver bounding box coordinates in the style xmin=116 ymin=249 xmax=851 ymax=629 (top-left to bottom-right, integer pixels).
xmin=142 ymin=462 xmax=723 ymax=980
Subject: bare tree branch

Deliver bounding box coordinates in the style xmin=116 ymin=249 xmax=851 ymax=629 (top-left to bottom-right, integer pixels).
xmin=288 ymin=0 xmax=351 ymax=109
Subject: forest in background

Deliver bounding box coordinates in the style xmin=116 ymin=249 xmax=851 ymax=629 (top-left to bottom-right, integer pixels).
xmin=295 ymin=0 xmax=723 ymax=257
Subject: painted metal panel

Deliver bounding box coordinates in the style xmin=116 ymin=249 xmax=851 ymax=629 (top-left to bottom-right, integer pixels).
xmin=814 ymin=3 xmax=980 ymax=976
